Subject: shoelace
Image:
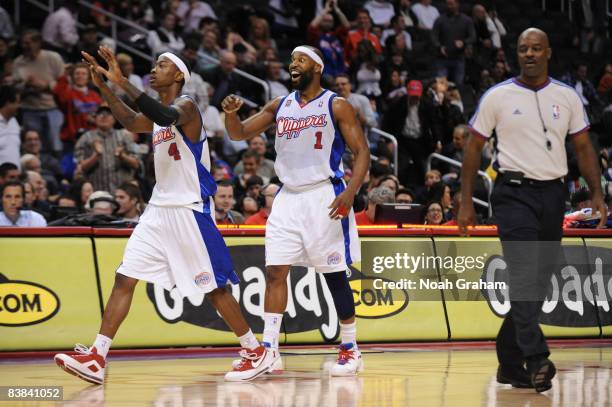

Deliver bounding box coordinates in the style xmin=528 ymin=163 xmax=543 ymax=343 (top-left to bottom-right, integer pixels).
xmin=74 ymin=344 xmax=91 ymax=355
xmin=235 ymin=348 xmax=260 ymax=369
xmin=337 ymin=348 xmax=353 ymax=365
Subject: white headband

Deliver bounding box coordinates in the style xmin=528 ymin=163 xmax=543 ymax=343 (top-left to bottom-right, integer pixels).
xmin=292 ymin=46 xmax=324 ymax=71
xmin=159 ymin=52 xmax=191 ymax=84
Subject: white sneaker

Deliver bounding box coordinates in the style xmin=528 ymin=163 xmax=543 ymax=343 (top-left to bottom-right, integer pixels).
xmin=330 ymin=344 xmax=364 ymax=377
xmin=232 ymin=348 xmax=283 ymax=373
xmin=224 ymin=345 xmax=279 ymax=382
xmin=54 ymin=344 xmax=106 ymax=385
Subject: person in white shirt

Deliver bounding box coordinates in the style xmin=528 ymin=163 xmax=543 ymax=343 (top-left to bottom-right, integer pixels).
xmin=176 ymin=0 xmax=217 ymax=33
xmin=381 ymin=15 xmax=413 ymax=50
xmin=0 ymin=85 xmax=21 ymax=168
xmin=411 ymin=0 xmax=440 ymax=30
xmin=364 ymin=0 xmax=396 ymax=27
xmin=147 ymin=14 xmax=185 ymax=55
xmin=41 ymin=0 xmax=79 ymax=53
xmin=0 ymin=181 xmax=47 ymax=227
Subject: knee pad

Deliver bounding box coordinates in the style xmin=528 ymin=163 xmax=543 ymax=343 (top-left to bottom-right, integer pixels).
xmin=323 ymin=271 xmax=355 ymax=320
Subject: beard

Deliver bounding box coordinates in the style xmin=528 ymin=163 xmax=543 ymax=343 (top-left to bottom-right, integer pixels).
xmin=292 ymin=70 xmax=314 ymax=91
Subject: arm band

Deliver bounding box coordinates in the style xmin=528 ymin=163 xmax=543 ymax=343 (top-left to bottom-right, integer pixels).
xmin=135 ymin=92 xmax=180 ymax=127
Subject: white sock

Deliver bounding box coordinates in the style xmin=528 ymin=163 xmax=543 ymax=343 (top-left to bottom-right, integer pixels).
xmin=340 ymin=321 xmax=357 ymax=349
xmin=262 ymin=312 xmax=283 ymax=348
xmin=238 ymin=329 xmax=260 ymax=350
xmin=92 ymin=334 xmax=112 ymax=359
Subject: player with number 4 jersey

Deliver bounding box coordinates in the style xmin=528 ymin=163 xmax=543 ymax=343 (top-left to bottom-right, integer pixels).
xmin=222 ymin=45 xmax=370 ymax=377
xmin=54 ymin=46 xmax=277 ymax=385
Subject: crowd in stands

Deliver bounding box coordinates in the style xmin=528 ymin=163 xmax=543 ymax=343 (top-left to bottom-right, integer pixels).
xmin=0 ymin=0 xmax=611 ymax=228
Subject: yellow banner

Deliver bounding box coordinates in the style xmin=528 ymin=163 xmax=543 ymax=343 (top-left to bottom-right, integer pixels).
xmin=0 ymin=237 xmax=101 ymax=350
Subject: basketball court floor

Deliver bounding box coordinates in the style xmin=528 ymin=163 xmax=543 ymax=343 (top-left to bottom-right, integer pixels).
xmin=0 ymin=340 xmax=610 ymax=406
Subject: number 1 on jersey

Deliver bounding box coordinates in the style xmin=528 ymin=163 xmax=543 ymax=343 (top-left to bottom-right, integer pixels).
xmin=314 ymin=131 xmax=323 ymax=150
xmin=168 ymin=142 xmax=181 ymax=161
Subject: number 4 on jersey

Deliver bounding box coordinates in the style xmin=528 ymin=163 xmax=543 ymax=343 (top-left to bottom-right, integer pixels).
xmin=168 ymin=142 xmax=181 ymax=160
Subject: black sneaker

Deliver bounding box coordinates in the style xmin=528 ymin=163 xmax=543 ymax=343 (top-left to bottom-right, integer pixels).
xmin=496 ymin=365 xmax=533 ymax=388
xmin=527 ymin=358 xmax=556 ymax=393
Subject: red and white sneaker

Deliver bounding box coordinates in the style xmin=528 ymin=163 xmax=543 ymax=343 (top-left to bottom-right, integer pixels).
xmin=54 ymin=344 xmax=106 ymax=385
xmin=232 ymin=348 xmax=283 ymax=374
xmin=330 ymin=344 xmax=364 ymax=376
xmin=225 ymin=345 xmax=279 ymax=382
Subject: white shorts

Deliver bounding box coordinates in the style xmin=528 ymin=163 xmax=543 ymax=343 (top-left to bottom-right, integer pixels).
xmin=265 ymin=180 xmax=360 ymax=273
xmin=117 ymin=203 xmax=239 ymax=297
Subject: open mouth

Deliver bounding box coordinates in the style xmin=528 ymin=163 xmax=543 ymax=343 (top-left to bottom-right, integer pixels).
xmin=290 ymin=70 xmax=301 ymax=80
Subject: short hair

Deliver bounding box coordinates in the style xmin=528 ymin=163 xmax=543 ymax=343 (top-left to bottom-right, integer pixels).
xmin=0 ymin=162 xmax=18 ymax=178
xmin=1 ymin=180 xmax=25 ymax=197
xmin=571 ymin=188 xmax=591 ymax=207
xmin=396 ymin=188 xmax=415 ymax=199
xmin=335 ymin=73 xmax=351 ymax=81
xmin=198 ymin=16 xmax=218 ymax=30
xmin=454 ymin=124 xmax=469 ymax=137
xmin=183 ymin=35 xmax=201 ymax=52
xmin=377 ymin=175 xmax=399 ymax=190
xmin=0 ymin=85 xmax=19 ymax=108
xmin=368 ymin=186 xmax=395 ymax=205
xmin=116 ymin=182 xmax=142 ymax=202
xmin=21 ymin=29 xmax=42 ymax=42
xmin=370 ymin=161 xmax=393 ymax=178
xmin=242 ymin=150 xmax=260 ymax=160
xmin=216 ymin=180 xmax=234 ymax=188
xmin=20 ymin=128 xmax=40 ymax=142
xmin=116 ymin=53 xmax=134 ymax=65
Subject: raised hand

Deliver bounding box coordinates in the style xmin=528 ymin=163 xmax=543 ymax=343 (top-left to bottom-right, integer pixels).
xmin=81 ymin=51 xmax=106 ymax=89
xmin=221 ymin=94 xmax=244 ymax=114
xmin=95 ymin=45 xmax=126 ymax=86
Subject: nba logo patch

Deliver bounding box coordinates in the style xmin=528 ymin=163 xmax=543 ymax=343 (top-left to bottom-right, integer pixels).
xmin=194 ymin=272 xmax=212 ymax=288
xmin=552 ymin=105 xmax=560 ymax=120
xmin=285 ymin=99 xmax=292 ymax=107
xmin=318 ymin=99 xmax=324 ymax=108
xmin=327 ymin=251 xmax=342 ymax=265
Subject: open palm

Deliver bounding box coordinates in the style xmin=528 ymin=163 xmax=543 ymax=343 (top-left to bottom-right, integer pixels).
xmin=93 ymin=45 xmax=125 ymax=85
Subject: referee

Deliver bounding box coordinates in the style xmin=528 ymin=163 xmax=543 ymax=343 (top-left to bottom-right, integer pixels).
xmin=458 ymin=28 xmax=606 ymax=393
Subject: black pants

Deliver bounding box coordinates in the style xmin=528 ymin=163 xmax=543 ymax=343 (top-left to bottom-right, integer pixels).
xmin=491 ymin=176 xmax=566 ymax=366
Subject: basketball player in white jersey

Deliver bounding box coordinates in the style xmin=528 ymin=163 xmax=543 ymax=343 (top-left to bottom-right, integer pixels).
xmin=54 ymin=46 xmax=277 ymax=384
xmin=222 ymin=46 xmax=370 ymax=376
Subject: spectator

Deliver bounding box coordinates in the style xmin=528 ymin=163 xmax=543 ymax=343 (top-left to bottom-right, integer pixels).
xmin=214 ymin=180 xmax=245 ymax=225
xmin=85 ymin=190 xmax=118 ymax=216
xmin=245 ymin=175 xmax=264 ymax=201
xmin=395 ymin=0 xmax=418 ymax=33
xmin=249 ymin=18 xmax=277 ymax=53
xmin=20 ymin=153 xmax=59 ymax=197
xmin=443 ymin=191 xmax=461 ymax=225
xmin=598 ymin=63 xmax=612 ymax=94
xmin=426 ymin=182 xmax=453 ymax=220
xmin=364 ymin=0 xmax=396 ymax=27
xmin=355 ymin=186 xmax=395 ymax=225
xmin=116 ymin=53 xmax=144 ymax=91
xmin=181 ymin=39 xmax=214 ymax=113
xmin=561 ymin=63 xmax=604 ymax=121
xmin=75 ymin=106 xmax=140 ymax=193
xmin=71 ymin=24 xmax=100 ymax=63
xmin=487 ymin=8 xmax=506 ymax=49
xmin=13 ymin=30 xmax=65 ymax=157
xmin=245 ymin=183 xmax=280 ymax=225
xmin=415 ymin=169 xmax=441 ymax=203
xmin=355 ymin=41 xmax=383 ymax=99
xmin=382 ymin=79 xmax=429 ymax=185
xmin=196 ymin=30 xmax=221 ymax=72
xmin=0 ymin=85 xmax=21 ymax=168
xmin=396 ymin=187 xmax=415 ymax=203
xmin=114 ymin=182 xmax=142 ymax=222
xmin=41 ymin=0 xmax=79 ymax=57
xmin=67 ymin=178 xmax=94 ymax=209
xmin=378 ymin=175 xmax=400 ymax=192
xmin=0 ymin=181 xmax=47 ymax=226
xmin=491 ymin=60 xmax=510 ymax=84
xmin=54 ymin=63 xmax=103 ymax=145
xmin=431 ymin=0 xmax=476 ymax=85
xmin=423 ymin=200 xmax=444 ymax=225
xmin=240 ymin=195 xmax=259 ymax=218
xmin=233 ymin=150 xmax=271 ymax=200
xmin=344 ymin=9 xmax=382 ymax=66
xmin=307 ymin=0 xmax=350 ymax=83
xmin=147 ymin=14 xmax=185 ymax=55
xmin=202 ymin=51 xmax=258 ymax=109
xmin=23 ymin=180 xmax=36 ymax=208
xmin=570 ymin=188 xmax=592 ymax=211
xmin=439 ymin=124 xmax=468 ymax=179
xmin=471 ymin=4 xmax=495 ymax=70
xmin=0 ymin=6 xmax=14 ymax=39
xmin=411 ymin=0 xmax=439 ymax=30
xmin=335 ymin=73 xmax=377 ymax=132
xmin=383 ymin=68 xmax=407 ymax=106
xmin=421 ymin=77 xmax=465 ymax=146
xmin=233 ymin=135 xmax=276 ymax=179
xmin=266 ymin=61 xmax=289 ymax=99
xmin=381 ymin=15 xmax=413 ymax=50
xmin=176 ymin=0 xmax=217 ymax=33
xmin=0 ymin=163 xmax=20 ymax=187
xmin=57 ymin=194 xmax=78 ymax=208
xmin=26 ymin=170 xmax=50 ymax=215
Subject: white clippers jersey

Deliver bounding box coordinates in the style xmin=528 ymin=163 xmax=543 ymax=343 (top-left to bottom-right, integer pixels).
xmin=148 ymin=95 xmax=216 ymax=209
xmin=274 ymin=89 xmax=345 ymax=191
